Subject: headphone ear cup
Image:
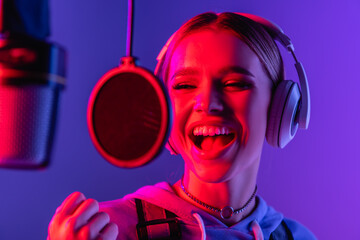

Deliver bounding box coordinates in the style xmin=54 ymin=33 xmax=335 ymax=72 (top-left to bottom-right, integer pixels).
xmin=266 ymin=80 xmax=301 ymax=148
xmin=165 ymin=136 xmax=179 ymax=155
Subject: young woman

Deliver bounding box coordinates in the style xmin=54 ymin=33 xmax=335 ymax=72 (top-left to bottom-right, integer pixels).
xmin=48 ymin=12 xmax=316 ymax=240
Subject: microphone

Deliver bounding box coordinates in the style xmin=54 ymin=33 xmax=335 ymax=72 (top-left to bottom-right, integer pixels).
xmin=0 ymin=0 xmax=66 ymax=169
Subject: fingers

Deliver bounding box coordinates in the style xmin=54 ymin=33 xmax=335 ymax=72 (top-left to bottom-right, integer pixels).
xmin=99 ymin=222 xmax=119 ymax=240
xmin=48 ymin=192 xmax=119 ymax=240
xmin=57 ymin=192 xmax=86 ymax=216
xmin=77 ymin=212 xmax=118 ymax=240
xmin=72 ymin=198 xmax=99 ymax=230
xmin=87 ymin=212 xmax=110 ymax=237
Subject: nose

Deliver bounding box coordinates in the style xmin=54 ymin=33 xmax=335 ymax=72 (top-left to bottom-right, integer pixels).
xmin=193 ymin=88 xmax=224 ymax=114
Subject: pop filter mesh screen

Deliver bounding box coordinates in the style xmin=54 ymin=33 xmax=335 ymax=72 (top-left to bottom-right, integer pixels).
xmin=93 ymin=72 xmax=162 ymax=161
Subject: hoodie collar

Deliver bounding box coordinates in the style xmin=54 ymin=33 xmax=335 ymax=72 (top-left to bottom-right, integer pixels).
xmin=125 ymin=182 xmax=283 ymax=236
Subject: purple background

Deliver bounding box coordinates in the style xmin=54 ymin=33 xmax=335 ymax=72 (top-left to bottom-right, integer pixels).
xmin=0 ymin=0 xmax=359 ymax=239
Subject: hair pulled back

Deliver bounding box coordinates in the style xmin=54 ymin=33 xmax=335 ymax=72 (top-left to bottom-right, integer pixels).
xmin=156 ymin=12 xmax=284 ymax=89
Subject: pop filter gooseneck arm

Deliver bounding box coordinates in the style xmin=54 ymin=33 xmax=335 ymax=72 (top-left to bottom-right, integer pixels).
xmin=87 ymin=0 xmax=171 ymax=168
xmin=126 ymin=0 xmax=133 ymax=57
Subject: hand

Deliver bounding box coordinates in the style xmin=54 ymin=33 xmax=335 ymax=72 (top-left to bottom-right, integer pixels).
xmin=47 ymin=192 xmax=118 ymax=240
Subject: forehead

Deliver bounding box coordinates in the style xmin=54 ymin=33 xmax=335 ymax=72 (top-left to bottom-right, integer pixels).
xmin=169 ymin=29 xmax=263 ymax=80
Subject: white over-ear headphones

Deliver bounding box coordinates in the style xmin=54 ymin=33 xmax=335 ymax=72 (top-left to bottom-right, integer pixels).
xmin=155 ymin=12 xmax=310 ymax=150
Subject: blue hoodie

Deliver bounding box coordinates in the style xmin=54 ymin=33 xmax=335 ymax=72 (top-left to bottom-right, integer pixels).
xmin=100 ymin=182 xmax=316 ymax=240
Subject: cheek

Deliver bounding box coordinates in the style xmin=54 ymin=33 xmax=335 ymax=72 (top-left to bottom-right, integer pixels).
xmin=227 ymin=91 xmax=270 ymax=141
xmin=169 ymin=92 xmax=193 ymax=141
xmin=226 ymin=92 xmax=252 ymax=122
xmin=245 ymin=92 xmax=271 ymax=141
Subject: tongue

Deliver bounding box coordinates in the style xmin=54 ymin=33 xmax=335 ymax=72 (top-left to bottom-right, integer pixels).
xmin=201 ymin=137 xmax=215 ymax=151
xmin=201 ymin=136 xmax=227 ymax=151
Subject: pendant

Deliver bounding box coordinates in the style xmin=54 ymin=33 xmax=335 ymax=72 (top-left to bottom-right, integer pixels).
xmin=220 ymin=206 xmax=234 ymax=219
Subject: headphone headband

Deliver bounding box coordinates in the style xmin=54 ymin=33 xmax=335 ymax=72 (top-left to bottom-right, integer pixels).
xmin=234 ymin=13 xmax=310 ymax=129
xmin=234 ymin=13 xmax=293 ymax=51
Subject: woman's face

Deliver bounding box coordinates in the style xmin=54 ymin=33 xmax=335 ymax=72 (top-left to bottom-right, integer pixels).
xmin=167 ymin=29 xmax=272 ymax=183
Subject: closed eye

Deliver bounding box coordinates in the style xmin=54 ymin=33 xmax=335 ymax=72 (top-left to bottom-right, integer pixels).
xmin=172 ymin=83 xmax=197 ymax=90
xmin=223 ymin=80 xmax=253 ymax=90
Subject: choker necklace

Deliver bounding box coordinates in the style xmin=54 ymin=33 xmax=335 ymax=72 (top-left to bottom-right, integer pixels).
xmin=180 ymin=179 xmax=257 ymax=220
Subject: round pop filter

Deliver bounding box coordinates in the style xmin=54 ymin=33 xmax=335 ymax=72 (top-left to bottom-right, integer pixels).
xmin=87 ymin=56 xmax=170 ymax=168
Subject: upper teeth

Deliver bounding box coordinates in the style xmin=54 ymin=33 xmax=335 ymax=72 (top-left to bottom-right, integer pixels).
xmin=193 ymin=126 xmax=231 ymax=136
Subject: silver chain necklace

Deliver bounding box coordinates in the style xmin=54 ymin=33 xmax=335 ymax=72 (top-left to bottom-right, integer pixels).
xmin=180 ymin=178 xmax=257 ymax=219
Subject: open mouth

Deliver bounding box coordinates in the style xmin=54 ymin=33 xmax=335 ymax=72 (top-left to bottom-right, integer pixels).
xmin=190 ymin=126 xmax=236 ymax=151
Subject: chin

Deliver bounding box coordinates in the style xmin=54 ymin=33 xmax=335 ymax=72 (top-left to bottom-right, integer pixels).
xmin=183 ymin=155 xmax=237 ymax=184
xmin=182 ymin=143 xmax=261 ymax=184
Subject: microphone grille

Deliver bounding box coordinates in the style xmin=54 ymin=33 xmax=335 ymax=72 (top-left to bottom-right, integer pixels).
xmin=0 ymin=85 xmax=60 ymax=168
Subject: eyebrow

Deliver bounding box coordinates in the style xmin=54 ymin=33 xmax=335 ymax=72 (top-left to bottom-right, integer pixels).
xmin=170 ymin=65 xmax=255 ymax=81
xmin=170 ymin=68 xmax=200 ymax=81
xmin=218 ymin=66 xmax=255 ymax=77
